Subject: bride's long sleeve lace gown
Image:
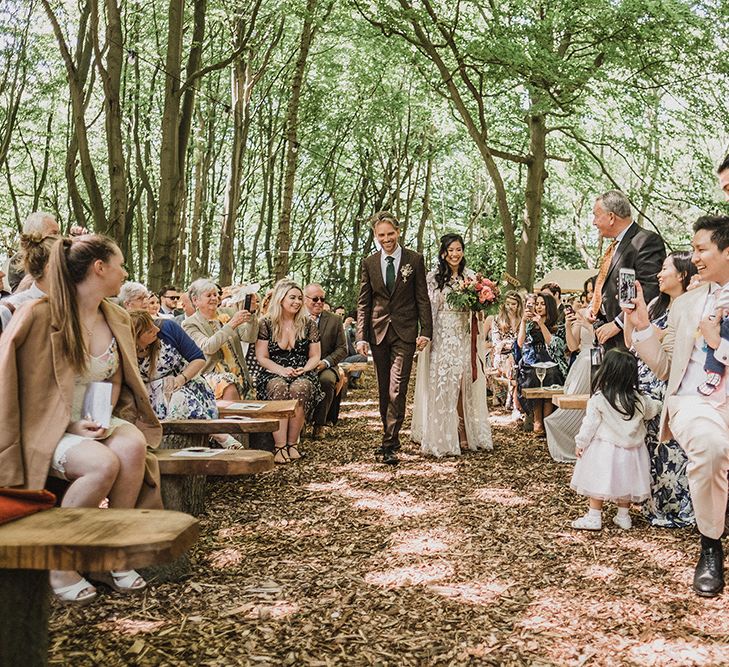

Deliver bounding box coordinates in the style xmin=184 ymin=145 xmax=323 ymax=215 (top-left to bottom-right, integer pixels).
xmin=411 ymin=269 xmax=493 ymax=457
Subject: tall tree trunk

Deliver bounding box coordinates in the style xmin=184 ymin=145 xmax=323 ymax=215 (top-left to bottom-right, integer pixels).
xmin=90 ymin=0 xmax=127 ymax=251
xmin=150 ymin=0 xmax=206 ymax=290
xmin=517 ymin=111 xmax=547 ymax=289
xmin=274 ymin=0 xmax=318 ymax=280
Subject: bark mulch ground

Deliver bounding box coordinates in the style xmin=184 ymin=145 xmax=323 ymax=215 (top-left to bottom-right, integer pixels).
xmin=49 ymin=375 xmax=729 ymax=666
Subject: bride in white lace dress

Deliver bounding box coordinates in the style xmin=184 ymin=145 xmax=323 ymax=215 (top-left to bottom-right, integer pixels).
xmin=411 ymin=233 xmax=493 ymax=457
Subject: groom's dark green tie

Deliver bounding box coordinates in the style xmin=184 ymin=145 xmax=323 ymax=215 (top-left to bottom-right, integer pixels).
xmin=385 ymin=256 xmax=395 ymax=294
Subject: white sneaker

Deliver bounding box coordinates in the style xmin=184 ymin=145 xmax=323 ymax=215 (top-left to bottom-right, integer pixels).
xmin=613 ymin=514 xmax=632 ymax=530
xmin=571 ymin=513 xmax=602 ymax=531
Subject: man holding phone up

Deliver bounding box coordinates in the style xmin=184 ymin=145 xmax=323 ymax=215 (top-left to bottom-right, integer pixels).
xmin=589 ymin=190 xmax=665 ymax=349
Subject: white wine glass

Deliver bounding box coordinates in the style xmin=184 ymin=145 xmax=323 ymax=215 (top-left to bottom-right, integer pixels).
xmin=535 ymin=366 xmax=547 ymax=389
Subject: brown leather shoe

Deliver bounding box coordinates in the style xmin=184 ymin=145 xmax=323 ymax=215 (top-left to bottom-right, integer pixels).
xmin=312 ymin=425 xmax=325 ymax=440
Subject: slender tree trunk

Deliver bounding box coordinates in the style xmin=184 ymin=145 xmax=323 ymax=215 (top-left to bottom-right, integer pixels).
xmin=274 ymin=0 xmax=318 ymax=280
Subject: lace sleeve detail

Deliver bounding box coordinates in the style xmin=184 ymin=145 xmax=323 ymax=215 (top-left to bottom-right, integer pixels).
xmin=257 ymin=317 xmax=271 ymax=340
xmin=426 ymin=270 xmax=441 ymax=330
xmin=306 ymin=318 xmax=320 ymax=343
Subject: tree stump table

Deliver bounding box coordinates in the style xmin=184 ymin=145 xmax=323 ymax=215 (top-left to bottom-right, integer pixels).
xmin=0 ymin=508 xmax=198 ymax=667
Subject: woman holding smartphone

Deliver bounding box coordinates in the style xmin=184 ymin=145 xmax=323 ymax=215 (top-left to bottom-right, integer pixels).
xmin=516 ymin=291 xmax=567 ymax=435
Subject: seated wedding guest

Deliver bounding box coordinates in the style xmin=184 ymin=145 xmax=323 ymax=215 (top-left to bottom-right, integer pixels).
xmin=333 ymin=305 xmax=346 ymax=317
xmin=544 ymin=298 xmax=595 ymax=461
xmin=118 ymin=281 xmax=150 ymax=311
xmin=7 ymin=211 xmax=60 ymax=291
xmin=159 ymin=285 xmax=183 ymax=317
xmin=256 ymin=278 xmax=323 ymax=463
xmin=630 ymin=215 xmax=729 ymax=597
xmin=227 ymin=285 xmax=263 ymax=385
xmin=177 ymin=289 xmax=195 ymax=322
xmin=491 ymin=292 xmax=523 ymax=419
xmin=516 ymin=291 xmax=567 ymax=434
xmin=304 ymin=283 xmax=347 ymax=439
xmin=342 ymin=313 xmax=368 ymax=388
xmin=130 ymin=311 xmax=241 ymax=448
xmin=183 ymin=278 xmax=253 ymax=400
xmin=582 ymin=275 xmax=596 ymax=307
xmin=0 ymin=234 xmax=162 ymax=605
xmin=0 ymin=227 xmax=56 ymax=331
xmin=541 ymin=281 xmax=564 ymax=322
xmin=147 ymin=293 xmax=161 ymax=317
xmin=624 ymin=251 xmax=696 ymax=528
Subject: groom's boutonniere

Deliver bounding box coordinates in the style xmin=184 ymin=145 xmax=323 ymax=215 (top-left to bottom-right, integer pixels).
xmin=400 ymin=264 xmax=414 ymax=283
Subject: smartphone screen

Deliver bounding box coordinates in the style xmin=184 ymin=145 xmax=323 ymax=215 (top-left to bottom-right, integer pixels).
xmin=618 ymin=268 xmax=636 ymax=309
xmin=244 ymin=294 xmax=252 ymax=311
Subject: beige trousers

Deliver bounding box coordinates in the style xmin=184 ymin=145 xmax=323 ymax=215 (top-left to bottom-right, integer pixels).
xmin=668 ymin=395 xmax=729 ymax=539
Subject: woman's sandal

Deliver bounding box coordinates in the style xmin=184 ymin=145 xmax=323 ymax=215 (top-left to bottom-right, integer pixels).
xmin=89 ymin=570 xmax=147 ymax=594
xmin=52 ymin=577 xmax=97 ymax=606
xmin=273 ymin=445 xmax=290 ymax=464
xmin=287 ymin=444 xmax=305 ymax=461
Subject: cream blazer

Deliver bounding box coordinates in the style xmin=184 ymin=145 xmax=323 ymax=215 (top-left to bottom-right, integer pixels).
xmin=633 ymin=283 xmax=727 ymax=441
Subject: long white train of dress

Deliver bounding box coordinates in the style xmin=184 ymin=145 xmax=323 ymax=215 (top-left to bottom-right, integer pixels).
xmin=411 ymin=270 xmax=493 ymax=457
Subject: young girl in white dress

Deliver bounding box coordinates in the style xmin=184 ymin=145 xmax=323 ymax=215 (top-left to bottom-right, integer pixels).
xmin=570 ymin=348 xmax=661 ymax=531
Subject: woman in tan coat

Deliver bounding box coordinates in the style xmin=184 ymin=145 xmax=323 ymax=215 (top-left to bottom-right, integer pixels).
xmin=0 ymin=234 xmax=162 ymax=605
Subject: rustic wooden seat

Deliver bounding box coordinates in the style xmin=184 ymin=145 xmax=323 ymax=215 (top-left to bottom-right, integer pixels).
xmin=522 ymin=386 xmax=564 ymax=400
xmin=0 ymin=508 xmax=198 ymax=667
xmin=216 ymin=399 xmax=298 ymax=419
xmin=552 ymin=393 xmax=589 ymax=410
xmin=158 ymin=419 xmax=277 ymax=516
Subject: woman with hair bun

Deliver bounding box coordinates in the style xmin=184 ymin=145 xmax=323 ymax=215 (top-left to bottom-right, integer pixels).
xmin=411 ymin=233 xmax=493 ymax=457
xmin=0 ymin=229 xmax=57 ymax=331
xmin=0 ymin=234 xmax=162 ymax=605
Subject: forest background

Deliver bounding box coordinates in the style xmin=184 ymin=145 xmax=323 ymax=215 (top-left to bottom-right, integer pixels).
xmin=1 ymin=0 xmax=728 ymax=308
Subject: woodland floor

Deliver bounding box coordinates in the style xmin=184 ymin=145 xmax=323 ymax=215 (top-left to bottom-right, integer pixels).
xmin=50 ymin=374 xmax=729 ymax=666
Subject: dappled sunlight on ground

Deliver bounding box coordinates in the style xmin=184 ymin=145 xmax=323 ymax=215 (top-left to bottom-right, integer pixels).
xmin=305 ymin=477 xmax=447 ymax=518
xmin=365 ymin=561 xmax=454 ymax=589
xmin=628 ymin=638 xmax=729 ymax=666
xmin=614 ymin=535 xmax=689 ymax=569
xmin=219 ymin=600 xmax=299 ymax=621
xmin=428 ymin=580 xmax=509 ymax=606
xmin=578 ymin=564 xmax=619 ymax=582
xmin=472 ymin=486 xmax=531 ymax=506
xmin=389 ymin=528 xmax=461 ymax=555
xmin=207 ymin=547 xmax=244 ymax=569
xmin=95 ymin=618 xmax=166 ymax=636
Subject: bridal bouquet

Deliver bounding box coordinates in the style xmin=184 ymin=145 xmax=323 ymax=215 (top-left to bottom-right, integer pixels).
xmin=446 ymin=274 xmax=500 ymax=314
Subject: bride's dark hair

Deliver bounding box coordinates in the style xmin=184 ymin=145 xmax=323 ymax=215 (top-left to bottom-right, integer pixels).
xmin=435 ymin=233 xmax=466 ymax=290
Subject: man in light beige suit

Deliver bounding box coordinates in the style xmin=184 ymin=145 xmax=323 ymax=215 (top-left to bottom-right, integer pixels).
xmin=629 ymin=213 xmax=729 ymax=597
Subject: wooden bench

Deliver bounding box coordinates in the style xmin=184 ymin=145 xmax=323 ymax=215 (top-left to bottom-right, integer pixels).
xmin=158 ymin=419 xmax=277 ymax=516
xmin=522 ymin=386 xmax=564 ymax=400
xmin=340 ymin=361 xmax=371 ymax=373
xmin=217 ymin=399 xmax=298 ymax=419
xmin=0 ymin=508 xmax=198 ymax=667
xmin=553 ymin=393 xmax=589 ymax=410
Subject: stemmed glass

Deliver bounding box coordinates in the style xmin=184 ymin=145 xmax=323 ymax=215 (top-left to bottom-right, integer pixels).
xmin=535 ymin=366 xmax=547 ymax=389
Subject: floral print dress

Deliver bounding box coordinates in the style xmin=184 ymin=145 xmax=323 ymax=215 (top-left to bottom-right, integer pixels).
xmin=138 ymin=340 xmax=217 ymax=421
xmin=635 ymin=310 xmax=695 ymax=528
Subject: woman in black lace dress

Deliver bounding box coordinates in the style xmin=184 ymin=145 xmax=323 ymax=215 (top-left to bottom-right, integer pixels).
xmin=256 ymin=279 xmax=323 ymax=463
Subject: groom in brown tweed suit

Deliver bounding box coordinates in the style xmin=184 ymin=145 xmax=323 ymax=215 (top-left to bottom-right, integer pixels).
xmin=356 ymin=211 xmax=433 ymax=465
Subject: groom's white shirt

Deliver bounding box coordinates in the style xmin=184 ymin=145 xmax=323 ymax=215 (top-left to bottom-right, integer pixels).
xmin=379 ymin=245 xmax=402 ymax=284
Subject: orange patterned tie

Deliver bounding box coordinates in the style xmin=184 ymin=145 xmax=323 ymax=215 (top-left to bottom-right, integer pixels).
xmin=590 ymin=239 xmax=617 ymax=318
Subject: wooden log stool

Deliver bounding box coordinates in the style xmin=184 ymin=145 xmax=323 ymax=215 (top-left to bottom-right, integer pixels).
xmin=0 ymin=508 xmax=198 ymax=667
xmin=216 ymin=401 xmax=297 ymax=452
xmin=158 ymin=418 xmax=278 ymax=516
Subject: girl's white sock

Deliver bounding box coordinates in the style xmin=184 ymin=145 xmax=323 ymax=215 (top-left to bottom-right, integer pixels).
xmin=588 ymin=508 xmax=602 ymax=518
xmin=616 ymin=507 xmax=630 ymax=518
